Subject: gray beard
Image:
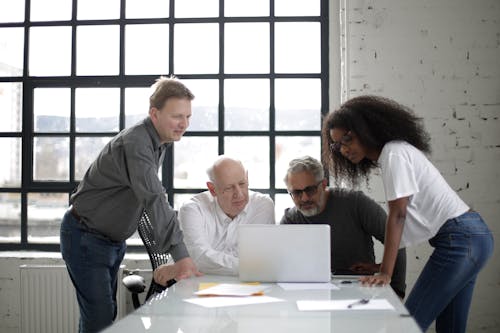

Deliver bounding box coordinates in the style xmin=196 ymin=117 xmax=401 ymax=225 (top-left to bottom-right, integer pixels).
xmin=297 ymin=191 xmax=327 ymax=217
xmin=299 ymin=205 xmax=321 ymax=217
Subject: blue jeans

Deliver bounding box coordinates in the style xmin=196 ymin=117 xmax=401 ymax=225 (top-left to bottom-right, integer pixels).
xmin=60 ymin=209 xmax=126 ymax=333
xmin=405 ymin=211 xmax=494 ymax=333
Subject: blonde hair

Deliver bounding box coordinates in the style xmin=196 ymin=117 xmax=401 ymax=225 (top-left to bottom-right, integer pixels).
xmin=149 ymin=76 xmax=194 ymax=109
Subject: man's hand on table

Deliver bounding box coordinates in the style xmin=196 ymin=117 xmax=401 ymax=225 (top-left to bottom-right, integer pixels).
xmin=153 ymin=257 xmax=203 ymax=286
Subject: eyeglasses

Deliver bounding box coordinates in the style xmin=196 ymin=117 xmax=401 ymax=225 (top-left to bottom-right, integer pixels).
xmin=329 ymin=131 xmax=353 ymax=153
xmin=288 ymin=181 xmax=322 ymax=200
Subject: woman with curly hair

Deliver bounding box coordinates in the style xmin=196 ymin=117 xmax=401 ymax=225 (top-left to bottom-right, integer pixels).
xmin=322 ymin=95 xmax=493 ymax=333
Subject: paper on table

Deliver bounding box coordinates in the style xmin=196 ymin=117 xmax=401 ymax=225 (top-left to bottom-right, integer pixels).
xmin=184 ymin=296 xmax=284 ymax=308
xmin=194 ymin=283 xmax=269 ymax=297
xmin=278 ymin=282 xmax=339 ymax=291
xmin=296 ymin=299 xmax=395 ymax=311
xmin=198 ymin=281 xmax=260 ymax=291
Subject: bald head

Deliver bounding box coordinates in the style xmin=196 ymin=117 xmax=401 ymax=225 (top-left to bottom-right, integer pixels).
xmin=206 ymin=155 xmax=249 ymax=219
xmin=207 ymin=156 xmax=246 ymax=184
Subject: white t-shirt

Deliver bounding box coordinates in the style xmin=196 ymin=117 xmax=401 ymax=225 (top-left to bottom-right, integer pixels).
xmin=378 ymin=141 xmax=469 ymax=248
xmin=178 ymin=190 xmax=275 ymax=275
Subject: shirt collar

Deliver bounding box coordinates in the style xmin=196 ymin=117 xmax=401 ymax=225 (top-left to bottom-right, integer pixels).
xmin=143 ymin=117 xmax=166 ymax=151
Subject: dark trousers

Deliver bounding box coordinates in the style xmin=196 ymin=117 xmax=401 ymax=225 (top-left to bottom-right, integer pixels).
xmin=60 ymin=210 xmax=126 ymax=333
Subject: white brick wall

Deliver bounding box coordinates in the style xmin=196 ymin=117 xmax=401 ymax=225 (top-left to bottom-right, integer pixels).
xmin=339 ymin=0 xmax=500 ymax=332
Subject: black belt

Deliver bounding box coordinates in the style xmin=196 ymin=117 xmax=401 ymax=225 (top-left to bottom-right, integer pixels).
xmin=68 ymin=205 xmax=120 ymax=243
xmin=69 ymin=205 xmax=82 ymax=221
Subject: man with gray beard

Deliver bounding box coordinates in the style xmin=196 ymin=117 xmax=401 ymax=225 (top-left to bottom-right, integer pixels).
xmin=280 ymin=156 xmax=406 ymax=298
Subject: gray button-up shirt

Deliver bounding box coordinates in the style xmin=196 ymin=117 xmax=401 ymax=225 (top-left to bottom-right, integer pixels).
xmin=70 ymin=117 xmax=189 ymax=261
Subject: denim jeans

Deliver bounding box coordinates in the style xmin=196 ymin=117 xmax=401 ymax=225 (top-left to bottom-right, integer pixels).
xmin=405 ymin=211 xmax=494 ymax=333
xmin=60 ymin=209 xmax=126 ymax=333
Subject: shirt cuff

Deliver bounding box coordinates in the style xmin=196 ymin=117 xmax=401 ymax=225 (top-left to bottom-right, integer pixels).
xmin=169 ymin=241 xmax=190 ymax=262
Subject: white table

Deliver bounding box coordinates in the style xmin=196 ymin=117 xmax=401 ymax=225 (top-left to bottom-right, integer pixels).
xmin=104 ymin=275 xmax=422 ymax=333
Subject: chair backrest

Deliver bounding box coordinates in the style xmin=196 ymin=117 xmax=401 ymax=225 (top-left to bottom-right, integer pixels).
xmin=137 ymin=210 xmax=173 ymax=300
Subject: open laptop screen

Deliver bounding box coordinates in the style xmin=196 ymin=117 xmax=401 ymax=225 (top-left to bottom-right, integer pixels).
xmin=238 ymin=224 xmax=331 ymax=282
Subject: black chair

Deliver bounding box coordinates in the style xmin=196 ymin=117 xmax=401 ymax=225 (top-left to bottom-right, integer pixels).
xmin=122 ymin=210 xmax=176 ymax=309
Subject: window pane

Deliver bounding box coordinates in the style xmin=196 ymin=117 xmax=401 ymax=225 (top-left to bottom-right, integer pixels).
xmin=125 ymin=232 xmax=142 ymax=245
xmin=0 ymin=1 xmax=24 ymax=23
xmin=275 ymin=78 xmax=321 ymax=130
xmin=0 ymin=138 xmax=21 ymax=187
xmin=225 ymin=23 xmax=269 ymax=74
xmin=28 ymin=193 xmax=67 ymax=244
xmin=175 ymin=0 xmax=218 ymax=18
xmin=75 ymin=88 xmax=120 ymax=132
xmin=75 ymin=137 xmax=112 ymax=180
xmin=224 ymin=136 xmax=269 ymax=188
xmin=173 ymin=193 xmax=195 ymax=211
xmin=0 ymin=193 xmax=21 ymax=242
xmin=77 ymin=0 xmax=120 ymax=20
xmin=126 ymin=0 xmax=169 ymax=19
xmin=174 ymin=137 xmax=218 ymax=188
xmin=0 ymin=28 xmax=24 ymax=76
xmin=182 ymin=79 xmax=218 ymax=131
xmin=275 ymin=22 xmax=320 ymax=73
xmin=29 ymin=26 xmax=72 ymax=76
xmin=275 ymin=136 xmax=321 ymax=189
xmin=225 ymin=0 xmax=269 ymax=17
xmin=275 ymin=0 xmax=320 ymax=16
xmin=275 ymin=193 xmax=293 ymax=224
xmin=224 ymin=79 xmax=269 ymax=131
xmin=125 ymin=87 xmax=150 ymax=128
xmin=126 ymin=24 xmax=169 ymax=75
xmin=0 ymin=82 xmax=22 ymax=132
xmin=77 ymin=25 xmax=119 ymax=76
xmin=31 ymin=0 xmax=72 ymax=21
xmin=174 ymin=23 xmax=219 ymax=74
xmin=33 ymin=137 xmax=69 ymax=181
xmin=34 ymin=88 xmax=70 ymax=132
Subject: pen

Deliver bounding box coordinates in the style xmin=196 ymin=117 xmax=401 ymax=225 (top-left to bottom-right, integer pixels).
xmin=340 ymin=280 xmax=359 ymax=284
xmin=347 ymin=298 xmax=370 ymax=308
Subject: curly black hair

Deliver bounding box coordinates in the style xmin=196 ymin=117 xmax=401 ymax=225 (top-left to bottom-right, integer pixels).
xmin=321 ymin=95 xmax=431 ymax=187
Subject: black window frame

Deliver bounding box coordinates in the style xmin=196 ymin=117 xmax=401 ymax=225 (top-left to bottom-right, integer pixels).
xmin=0 ymin=0 xmax=329 ymax=251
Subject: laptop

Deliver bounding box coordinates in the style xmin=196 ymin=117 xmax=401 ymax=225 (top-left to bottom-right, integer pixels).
xmin=238 ymin=224 xmax=331 ymax=283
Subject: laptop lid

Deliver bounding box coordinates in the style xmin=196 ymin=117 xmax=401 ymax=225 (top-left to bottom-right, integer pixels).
xmin=238 ymin=224 xmax=331 ymax=283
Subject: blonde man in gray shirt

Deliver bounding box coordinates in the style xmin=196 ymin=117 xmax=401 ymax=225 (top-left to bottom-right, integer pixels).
xmin=60 ymin=77 xmax=201 ymax=333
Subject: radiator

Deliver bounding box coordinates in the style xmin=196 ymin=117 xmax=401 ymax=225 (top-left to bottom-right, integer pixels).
xmin=19 ymin=265 xmax=127 ymax=333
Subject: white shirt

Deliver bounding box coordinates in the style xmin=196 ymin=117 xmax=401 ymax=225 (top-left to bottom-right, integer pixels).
xmin=178 ymin=190 xmax=275 ymax=275
xmin=378 ymin=141 xmax=469 ymax=248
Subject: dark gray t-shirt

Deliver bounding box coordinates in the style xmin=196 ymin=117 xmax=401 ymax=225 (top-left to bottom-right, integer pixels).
xmin=280 ymin=188 xmax=406 ymax=297
xmin=70 ymin=117 xmax=188 ymax=261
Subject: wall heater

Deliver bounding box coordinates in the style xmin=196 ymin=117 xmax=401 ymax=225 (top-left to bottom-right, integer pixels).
xmin=20 ymin=265 xmax=127 ymax=333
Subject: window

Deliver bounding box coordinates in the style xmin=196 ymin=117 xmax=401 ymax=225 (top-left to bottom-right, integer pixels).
xmin=0 ymin=0 xmax=329 ymax=250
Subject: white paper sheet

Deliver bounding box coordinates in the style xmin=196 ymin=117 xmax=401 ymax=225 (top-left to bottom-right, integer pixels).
xmin=278 ymin=282 xmax=340 ymax=291
xmin=296 ymin=299 xmax=395 ymax=311
xmin=184 ymin=296 xmax=284 ymax=308
xmin=193 ymin=283 xmax=269 ymax=297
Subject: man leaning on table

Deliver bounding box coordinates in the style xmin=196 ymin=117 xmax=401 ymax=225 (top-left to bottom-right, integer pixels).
xmin=60 ymin=76 xmax=202 ymax=333
xmin=176 ymin=155 xmax=275 ymax=275
xmin=281 ymin=156 xmax=407 ymax=298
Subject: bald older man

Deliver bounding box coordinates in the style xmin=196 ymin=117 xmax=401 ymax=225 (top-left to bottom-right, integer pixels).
xmin=178 ymin=155 xmax=275 ymax=275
